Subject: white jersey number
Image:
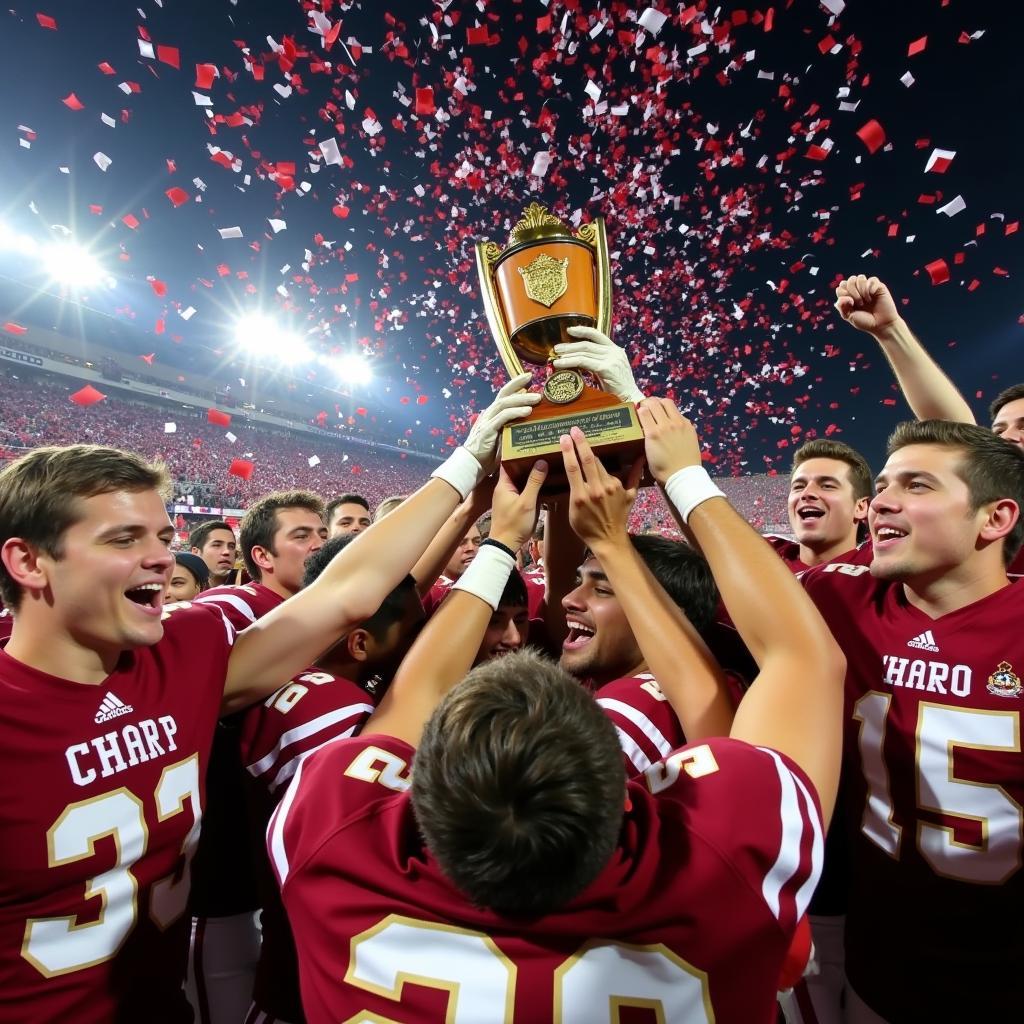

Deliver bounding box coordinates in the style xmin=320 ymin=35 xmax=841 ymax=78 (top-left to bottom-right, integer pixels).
xmin=23 ymin=754 xmax=201 ymax=976
xmin=344 ymin=915 xmax=712 ymax=1023
xmin=855 ymin=694 xmax=1022 ymax=883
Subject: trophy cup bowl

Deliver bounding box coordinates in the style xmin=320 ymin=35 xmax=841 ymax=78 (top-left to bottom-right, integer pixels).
xmin=474 ymin=203 xmax=646 ymax=493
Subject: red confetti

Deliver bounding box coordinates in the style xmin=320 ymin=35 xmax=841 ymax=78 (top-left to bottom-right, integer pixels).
xmin=332 ymin=205 xmax=350 ymax=219
xmin=121 ymin=214 xmax=140 ymax=230
xmin=70 ymin=385 xmax=106 ymax=407
xmin=149 ymin=279 xmax=167 ymax=297
xmin=925 ymin=259 xmax=951 ymax=286
xmin=140 ymin=353 xmax=155 ymax=365
xmin=61 ymin=93 xmax=84 ymax=111
xmin=415 ymin=87 xmax=436 ymax=116
xmin=207 ymin=408 xmax=231 ymax=427
xmin=3 ymin=322 xmax=28 ymax=335
xmin=417 ymin=395 xmax=429 ymax=405
xmin=856 ymin=119 xmax=886 ymax=155
xmin=98 ymin=61 xmax=115 ymax=75
xmin=466 ymin=25 xmax=490 ymax=45
xmin=165 ymin=186 xmax=189 ymax=207
xmin=228 ymin=459 xmax=254 ymax=481
xmin=156 ymin=45 xmax=180 ymax=69
xmin=195 ymin=63 xmax=217 ymax=89
xmin=35 ymin=12 xmax=57 ymax=30
xmin=907 ymin=36 xmax=928 ymax=57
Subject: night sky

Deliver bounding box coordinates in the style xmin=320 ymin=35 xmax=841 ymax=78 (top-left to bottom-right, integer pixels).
xmin=1 ymin=0 xmax=1020 ymax=475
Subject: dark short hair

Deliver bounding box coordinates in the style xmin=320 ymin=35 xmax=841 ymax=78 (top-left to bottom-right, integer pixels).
xmin=240 ymin=490 xmax=324 ymax=580
xmin=303 ymin=534 xmax=418 ymax=639
xmin=792 ymin=438 xmax=873 ymax=502
xmin=0 ymin=445 xmax=169 ymax=610
xmin=887 ymin=420 xmax=1024 ymax=565
xmin=990 ymin=384 xmax=1024 ymax=426
xmin=628 ymin=534 xmax=718 ymax=633
xmin=499 ymin=569 xmax=528 ymax=610
xmin=173 ymin=551 xmax=210 ymax=589
xmin=188 ymin=520 xmax=234 ymax=552
xmin=325 ymin=493 xmax=370 ymax=523
xmin=412 ymin=650 xmax=625 ymax=917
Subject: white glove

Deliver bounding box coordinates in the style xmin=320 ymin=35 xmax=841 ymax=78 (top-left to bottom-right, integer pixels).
xmin=463 ymin=372 xmax=540 ymax=472
xmin=551 ymin=326 xmax=645 ymax=404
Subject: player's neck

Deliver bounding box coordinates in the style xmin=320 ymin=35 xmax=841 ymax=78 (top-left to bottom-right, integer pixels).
xmin=799 ymin=532 xmax=857 ymax=567
xmin=5 ymin=618 xmax=119 ymax=684
xmin=261 ymin=576 xmax=299 ymax=601
xmin=902 ymin=558 xmax=1011 ymax=619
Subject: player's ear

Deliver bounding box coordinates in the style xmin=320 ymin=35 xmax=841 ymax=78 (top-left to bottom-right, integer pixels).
xmin=1 ymin=538 xmax=50 ymax=596
xmin=250 ymin=544 xmax=274 ymax=574
xmin=979 ymin=498 xmax=1019 ymax=546
xmin=346 ymin=628 xmax=371 ymax=662
xmin=853 ymin=495 xmax=869 ymax=523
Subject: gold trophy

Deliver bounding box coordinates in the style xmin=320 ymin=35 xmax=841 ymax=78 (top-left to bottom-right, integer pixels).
xmin=475 ymin=203 xmax=644 ymax=490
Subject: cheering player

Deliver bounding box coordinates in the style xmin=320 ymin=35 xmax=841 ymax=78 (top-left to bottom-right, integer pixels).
xmin=0 ymin=374 xmax=538 ymax=1022
xmin=269 ymin=402 xmax=844 ymax=1023
xmin=802 ymin=420 xmax=1024 ymax=1021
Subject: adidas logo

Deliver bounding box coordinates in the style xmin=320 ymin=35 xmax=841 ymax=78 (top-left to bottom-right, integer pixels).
xmin=95 ymin=692 xmax=134 ymax=725
xmin=907 ymin=630 xmax=939 ymax=653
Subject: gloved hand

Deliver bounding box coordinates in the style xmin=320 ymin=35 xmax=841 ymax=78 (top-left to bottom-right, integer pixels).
xmin=463 ymin=372 xmax=540 ymax=473
xmin=551 ymin=326 xmax=645 ymax=404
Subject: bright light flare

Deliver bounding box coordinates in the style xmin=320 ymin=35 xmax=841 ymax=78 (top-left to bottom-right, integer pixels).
xmin=233 ymin=313 xmax=309 ymax=363
xmin=41 ymin=242 xmax=105 ymax=287
xmin=330 ymin=353 xmax=374 ymax=384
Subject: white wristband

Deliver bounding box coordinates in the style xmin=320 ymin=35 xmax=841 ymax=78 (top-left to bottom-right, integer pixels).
xmin=431 ymin=446 xmax=484 ymax=501
xmin=664 ymin=465 xmax=726 ymax=525
xmin=451 ymin=544 xmax=515 ymax=611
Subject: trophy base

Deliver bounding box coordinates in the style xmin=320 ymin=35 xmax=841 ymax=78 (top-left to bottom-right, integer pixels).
xmin=501 ymin=385 xmax=647 ymax=494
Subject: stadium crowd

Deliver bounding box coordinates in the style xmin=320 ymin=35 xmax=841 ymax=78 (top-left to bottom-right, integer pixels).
xmin=0 ymin=367 xmax=790 ymax=529
xmin=1 ymin=277 xmax=1023 ymax=1024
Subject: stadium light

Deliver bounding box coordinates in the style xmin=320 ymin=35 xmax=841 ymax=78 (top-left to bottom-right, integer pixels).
xmin=233 ymin=312 xmax=309 ymax=363
xmin=331 ymin=352 xmax=374 ymax=385
xmin=41 ymin=242 xmax=105 ymax=288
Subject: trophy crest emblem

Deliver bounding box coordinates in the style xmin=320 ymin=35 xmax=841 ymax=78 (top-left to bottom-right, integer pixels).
xmin=518 ymin=253 xmax=570 ymax=309
xmin=986 ymin=661 xmax=1022 ymax=698
xmin=473 ymin=203 xmax=646 ymax=491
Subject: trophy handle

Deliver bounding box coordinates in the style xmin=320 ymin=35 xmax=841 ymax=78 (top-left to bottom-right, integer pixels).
xmin=593 ymin=217 xmax=612 ymax=337
xmin=474 ymin=240 xmax=525 ymax=379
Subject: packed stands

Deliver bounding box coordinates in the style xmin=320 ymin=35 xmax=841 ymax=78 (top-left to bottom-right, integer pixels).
xmin=0 ymin=367 xmax=791 ymax=532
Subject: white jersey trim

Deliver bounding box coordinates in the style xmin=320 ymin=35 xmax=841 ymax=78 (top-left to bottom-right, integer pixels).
xmin=597 ymin=697 xmax=674 ymax=759
xmin=267 ymin=756 xmax=307 ymax=886
xmin=197 ymin=592 xmax=259 ymax=625
xmin=612 ymin=726 xmax=653 ymax=775
xmin=757 ymin=747 xmax=823 ymax=923
xmin=247 ymin=703 xmax=374 ymax=780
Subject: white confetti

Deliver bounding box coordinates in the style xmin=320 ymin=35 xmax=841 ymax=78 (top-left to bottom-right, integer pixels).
xmin=93 ymin=151 xmax=112 ymax=171
xmin=218 ymin=226 xmax=243 ymax=240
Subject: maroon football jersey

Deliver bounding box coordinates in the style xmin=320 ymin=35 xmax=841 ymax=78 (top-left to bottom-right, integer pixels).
xmin=241 ymin=668 xmax=376 ymax=1022
xmin=597 ymin=671 xmax=744 ymax=777
xmin=0 ymin=602 xmax=234 ymax=1022
xmin=269 ymin=733 xmax=822 ymax=1024
xmin=0 ymin=608 xmax=12 ymax=644
xmin=803 ymin=562 xmax=1024 ymax=1018
xmin=764 ymin=535 xmax=872 ymax=575
xmin=595 ymin=672 xmax=687 ymax=775
xmin=196 ymin=581 xmax=285 ymax=631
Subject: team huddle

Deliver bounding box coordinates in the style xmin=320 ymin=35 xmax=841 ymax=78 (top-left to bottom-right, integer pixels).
xmin=0 ymin=276 xmax=1021 ymax=1023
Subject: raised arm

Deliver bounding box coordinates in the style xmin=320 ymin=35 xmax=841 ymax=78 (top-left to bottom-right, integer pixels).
xmin=410 ymin=475 xmax=495 ymax=599
xmin=836 ymin=274 xmax=975 ymax=423
xmin=642 ymin=398 xmax=845 ymax=825
xmin=363 ymin=461 xmax=548 ymax=746
xmin=221 ymin=375 xmax=540 ymax=712
xmin=562 ymin=429 xmax=734 ymax=741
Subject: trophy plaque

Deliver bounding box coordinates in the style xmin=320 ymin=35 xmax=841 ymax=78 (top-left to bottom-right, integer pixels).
xmin=474 ymin=203 xmax=645 ymax=491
